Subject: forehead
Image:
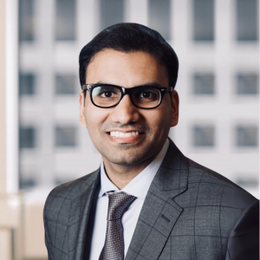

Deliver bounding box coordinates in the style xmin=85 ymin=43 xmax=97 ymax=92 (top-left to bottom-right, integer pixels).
xmin=85 ymin=49 xmax=169 ymax=87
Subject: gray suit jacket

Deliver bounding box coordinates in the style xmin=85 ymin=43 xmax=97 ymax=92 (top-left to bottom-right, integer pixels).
xmin=44 ymin=140 xmax=259 ymax=260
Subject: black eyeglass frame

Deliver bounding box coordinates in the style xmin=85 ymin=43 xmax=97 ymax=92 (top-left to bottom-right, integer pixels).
xmin=82 ymin=83 xmax=174 ymax=109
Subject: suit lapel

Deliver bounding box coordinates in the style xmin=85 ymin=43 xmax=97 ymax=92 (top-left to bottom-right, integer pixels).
xmin=67 ymin=169 xmax=100 ymax=260
xmin=126 ymin=140 xmax=189 ymax=260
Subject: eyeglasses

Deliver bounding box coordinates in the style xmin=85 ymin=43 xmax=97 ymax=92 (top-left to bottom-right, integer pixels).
xmin=82 ymin=84 xmax=174 ymax=109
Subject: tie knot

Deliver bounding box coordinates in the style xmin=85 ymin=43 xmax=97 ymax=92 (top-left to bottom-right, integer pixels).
xmin=107 ymin=192 xmax=136 ymax=221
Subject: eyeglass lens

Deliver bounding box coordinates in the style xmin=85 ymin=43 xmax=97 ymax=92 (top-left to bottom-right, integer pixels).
xmin=91 ymin=85 xmax=161 ymax=108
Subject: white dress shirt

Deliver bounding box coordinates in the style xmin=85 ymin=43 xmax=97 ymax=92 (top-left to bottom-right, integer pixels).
xmin=89 ymin=139 xmax=169 ymax=259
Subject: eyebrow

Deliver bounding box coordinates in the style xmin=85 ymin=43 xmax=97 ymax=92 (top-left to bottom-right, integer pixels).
xmin=88 ymin=82 xmax=166 ymax=88
xmin=134 ymin=82 xmax=164 ymax=88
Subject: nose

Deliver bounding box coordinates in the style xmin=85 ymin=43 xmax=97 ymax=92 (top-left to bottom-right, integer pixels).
xmin=110 ymin=94 xmax=140 ymax=124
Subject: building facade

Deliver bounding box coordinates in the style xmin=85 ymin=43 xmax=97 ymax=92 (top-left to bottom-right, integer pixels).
xmin=18 ymin=0 xmax=259 ymax=195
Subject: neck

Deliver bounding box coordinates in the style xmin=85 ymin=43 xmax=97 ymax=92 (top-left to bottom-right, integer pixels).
xmin=103 ymin=159 xmax=153 ymax=190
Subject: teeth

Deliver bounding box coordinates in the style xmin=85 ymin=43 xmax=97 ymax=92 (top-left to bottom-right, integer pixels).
xmin=110 ymin=131 xmax=139 ymax=137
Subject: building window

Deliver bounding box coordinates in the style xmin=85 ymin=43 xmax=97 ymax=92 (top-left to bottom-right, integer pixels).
xmin=235 ymin=125 xmax=258 ymax=147
xmin=148 ymin=0 xmax=171 ymax=40
xmin=236 ymin=177 xmax=258 ymax=189
xmin=55 ymin=74 xmax=76 ymax=95
xmin=55 ymin=126 xmax=77 ymax=147
xmin=55 ymin=0 xmax=76 ymax=41
xmin=235 ymin=0 xmax=258 ymax=41
xmin=192 ymin=0 xmax=214 ymax=41
xmin=19 ymin=0 xmax=35 ymax=42
xmin=19 ymin=127 xmax=36 ymax=148
xmin=19 ymin=73 xmax=36 ymax=95
xmin=193 ymin=73 xmax=215 ymax=95
xmin=100 ymin=0 xmax=124 ymax=31
xmin=19 ymin=175 xmax=37 ymax=190
xmin=236 ymin=73 xmax=259 ymax=95
xmin=192 ymin=125 xmax=215 ymax=147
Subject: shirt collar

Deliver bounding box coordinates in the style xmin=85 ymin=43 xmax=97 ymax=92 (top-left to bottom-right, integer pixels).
xmin=99 ymin=139 xmax=169 ymax=200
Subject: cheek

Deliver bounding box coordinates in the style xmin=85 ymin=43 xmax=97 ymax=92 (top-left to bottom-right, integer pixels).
xmin=84 ymin=104 xmax=98 ymax=130
xmin=84 ymin=112 xmax=103 ymax=148
xmin=147 ymin=109 xmax=172 ymax=135
xmin=84 ymin=105 xmax=109 ymax=133
xmin=86 ymin=113 xmax=100 ymax=131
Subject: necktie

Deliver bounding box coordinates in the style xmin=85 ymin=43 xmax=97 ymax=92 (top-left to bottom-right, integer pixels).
xmin=99 ymin=192 xmax=136 ymax=260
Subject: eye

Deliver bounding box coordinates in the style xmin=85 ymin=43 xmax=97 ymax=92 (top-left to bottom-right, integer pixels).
xmin=100 ymin=90 xmax=115 ymax=98
xmin=140 ymin=91 xmax=156 ymax=99
xmin=138 ymin=89 xmax=159 ymax=101
xmin=92 ymin=86 xmax=120 ymax=99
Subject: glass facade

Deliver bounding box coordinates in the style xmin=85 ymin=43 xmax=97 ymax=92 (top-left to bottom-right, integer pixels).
xmin=236 ymin=73 xmax=259 ymax=95
xmin=19 ymin=0 xmax=35 ymax=42
xmin=193 ymin=73 xmax=215 ymax=95
xmin=100 ymin=0 xmax=124 ymax=30
xmin=235 ymin=126 xmax=259 ymax=147
xmin=55 ymin=74 xmax=77 ymax=95
xmin=148 ymin=0 xmax=171 ymax=40
xmin=192 ymin=0 xmax=214 ymax=41
xmin=55 ymin=126 xmax=77 ymax=147
xmin=55 ymin=0 xmax=76 ymax=41
xmin=236 ymin=0 xmax=258 ymax=41
xmin=192 ymin=126 xmax=215 ymax=147
xmin=19 ymin=126 xmax=36 ymax=148
xmin=19 ymin=73 xmax=36 ymax=95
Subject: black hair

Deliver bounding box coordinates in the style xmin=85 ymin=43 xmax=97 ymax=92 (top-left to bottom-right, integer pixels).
xmin=79 ymin=23 xmax=179 ymax=88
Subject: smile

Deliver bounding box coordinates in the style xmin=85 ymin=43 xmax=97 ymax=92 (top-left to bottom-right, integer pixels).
xmin=110 ymin=131 xmax=140 ymax=137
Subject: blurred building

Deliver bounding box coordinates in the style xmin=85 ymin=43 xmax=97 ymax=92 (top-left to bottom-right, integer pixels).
xmin=19 ymin=0 xmax=259 ymax=194
xmin=17 ymin=0 xmax=258 ymax=258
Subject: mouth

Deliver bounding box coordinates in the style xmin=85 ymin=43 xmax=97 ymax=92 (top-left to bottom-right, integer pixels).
xmin=109 ymin=131 xmax=140 ymax=138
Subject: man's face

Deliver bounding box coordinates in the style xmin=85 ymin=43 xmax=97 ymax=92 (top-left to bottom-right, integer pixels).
xmin=79 ymin=49 xmax=179 ymax=171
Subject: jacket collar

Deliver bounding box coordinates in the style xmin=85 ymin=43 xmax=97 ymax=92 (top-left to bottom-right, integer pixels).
xmin=126 ymin=139 xmax=189 ymax=260
xmin=70 ymin=169 xmax=100 ymax=260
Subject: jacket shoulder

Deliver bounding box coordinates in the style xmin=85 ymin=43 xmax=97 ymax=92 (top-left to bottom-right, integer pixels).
xmin=48 ymin=169 xmax=99 ymax=199
xmin=161 ymin=140 xmax=257 ymax=208
xmin=43 ymin=169 xmax=99 ymax=221
xmin=43 ymin=169 xmax=100 ymax=258
xmin=186 ymin=158 xmax=257 ymax=208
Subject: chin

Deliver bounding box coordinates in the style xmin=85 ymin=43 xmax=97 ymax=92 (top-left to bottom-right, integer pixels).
xmin=105 ymin=151 xmax=156 ymax=167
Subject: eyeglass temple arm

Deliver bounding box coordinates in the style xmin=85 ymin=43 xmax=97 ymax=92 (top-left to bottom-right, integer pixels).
xmin=82 ymin=85 xmax=89 ymax=91
xmin=161 ymin=86 xmax=174 ymax=92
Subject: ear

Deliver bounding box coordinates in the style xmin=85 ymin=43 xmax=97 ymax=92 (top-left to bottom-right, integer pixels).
xmin=170 ymin=90 xmax=179 ymax=127
xmin=79 ymin=92 xmax=87 ymax=128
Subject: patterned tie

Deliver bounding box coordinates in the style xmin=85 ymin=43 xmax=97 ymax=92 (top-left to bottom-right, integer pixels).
xmin=99 ymin=192 xmax=136 ymax=260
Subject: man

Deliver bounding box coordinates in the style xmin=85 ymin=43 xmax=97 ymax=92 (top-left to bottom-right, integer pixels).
xmin=43 ymin=23 xmax=258 ymax=260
